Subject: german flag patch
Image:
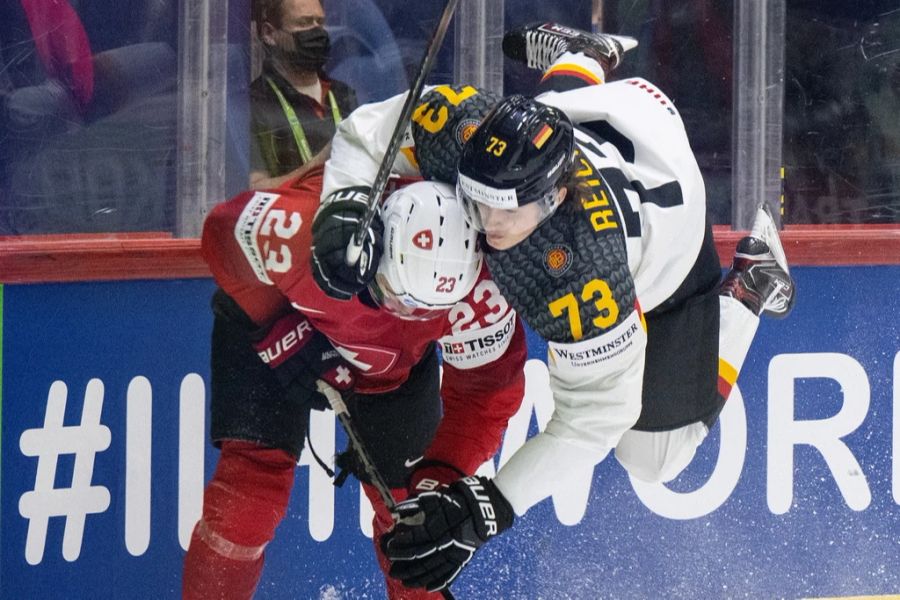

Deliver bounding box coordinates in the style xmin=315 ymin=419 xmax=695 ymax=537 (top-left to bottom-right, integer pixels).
xmin=532 ymin=123 xmax=553 ymax=149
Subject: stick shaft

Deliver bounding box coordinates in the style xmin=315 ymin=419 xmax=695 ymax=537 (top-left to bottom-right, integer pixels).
xmin=316 ymin=381 xmax=397 ymax=512
xmin=316 ymin=382 xmax=457 ymax=600
xmin=345 ymin=0 xmax=461 ymax=264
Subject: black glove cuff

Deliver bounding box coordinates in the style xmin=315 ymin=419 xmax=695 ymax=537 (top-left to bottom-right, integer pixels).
xmin=454 ymin=476 xmax=514 ymax=541
xmin=407 ymin=458 xmax=466 ymax=482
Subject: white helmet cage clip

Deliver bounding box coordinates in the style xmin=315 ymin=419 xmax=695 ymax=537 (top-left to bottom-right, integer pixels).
xmin=372 ymin=180 xmax=482 ymax=320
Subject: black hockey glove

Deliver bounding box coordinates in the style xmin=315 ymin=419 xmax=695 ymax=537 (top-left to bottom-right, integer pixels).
xmin=384 ymin=476 xmax=514 ymax=592
xmin=251 ymin=311 xmax=355 ymax=410
xmin=311 ymin=187 xmax=383 ymax=300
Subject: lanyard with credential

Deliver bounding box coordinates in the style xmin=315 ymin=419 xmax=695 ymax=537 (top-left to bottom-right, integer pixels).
xmin=266 ymin=76 xmax=342 ymax=164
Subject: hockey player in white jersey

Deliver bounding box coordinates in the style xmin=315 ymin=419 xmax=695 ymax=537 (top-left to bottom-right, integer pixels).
xmin=372 ymin=23 xmax=797 ymax=593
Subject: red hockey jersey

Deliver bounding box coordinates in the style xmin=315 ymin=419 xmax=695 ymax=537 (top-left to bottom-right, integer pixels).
xmin=201 ymin=168 xmax=527 ymax=474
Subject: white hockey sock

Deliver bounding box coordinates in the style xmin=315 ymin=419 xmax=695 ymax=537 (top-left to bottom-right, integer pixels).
xmin=542 ymin=51 xmax=607 ymax=85
xmin=718 ymin=295 xmax=760 ymax=398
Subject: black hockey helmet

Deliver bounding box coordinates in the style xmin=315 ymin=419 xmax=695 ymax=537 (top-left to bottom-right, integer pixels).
xmin=411 ymin=85 xmax=501 ymax=184
xmin=456 ymin=95 xmax=575 ymax=210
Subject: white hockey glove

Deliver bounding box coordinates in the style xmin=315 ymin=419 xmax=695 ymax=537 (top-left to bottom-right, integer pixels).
xmin=384 ymin=476 xmax=514 ymax=592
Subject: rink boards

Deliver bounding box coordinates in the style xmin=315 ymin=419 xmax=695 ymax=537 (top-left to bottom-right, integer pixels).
xmin=1 ymin=266 xmax=898 ymax=599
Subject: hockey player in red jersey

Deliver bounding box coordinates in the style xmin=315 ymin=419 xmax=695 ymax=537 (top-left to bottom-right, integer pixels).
xmin=182 ymin=158 xmax=527 ymax=598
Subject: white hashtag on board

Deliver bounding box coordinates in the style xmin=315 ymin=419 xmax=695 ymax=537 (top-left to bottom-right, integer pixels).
xmin=18 ymin=379 xmax=112 ymax=565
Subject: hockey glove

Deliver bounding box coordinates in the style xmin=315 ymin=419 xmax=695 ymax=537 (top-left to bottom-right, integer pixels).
xmin=251 ymin=311 xmax=355 ymax=410
xmin=385 ymin=475 xmax=514 ymax=592
xmin=311 ymin=187 xmax=383 ymax=300
xmin=407 ymin=459 xmax=467 ymax=495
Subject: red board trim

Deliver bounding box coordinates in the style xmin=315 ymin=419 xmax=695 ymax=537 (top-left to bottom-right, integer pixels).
xmin=1 ymin=226 xmax=898 ymax=284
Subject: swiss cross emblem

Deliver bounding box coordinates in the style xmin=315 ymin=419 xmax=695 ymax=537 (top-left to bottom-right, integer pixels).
xmin=413 ymin=229 xmax=433 ymax=250
xmin=334 ymin=365 xmax=353 ymax=386
xmin=451 ymin=342 xmax=464 ymax=354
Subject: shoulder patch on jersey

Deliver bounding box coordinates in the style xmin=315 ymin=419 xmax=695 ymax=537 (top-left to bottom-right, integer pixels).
xmin=235 ymin=191 xmax=282 ymax=285
xmin=439 ymin=310 xmax=516 ymax=370
xmin=542 ymin=244 xmax=573 ymax=277
xmin=456 ymin=118 xmax=480 ymax=146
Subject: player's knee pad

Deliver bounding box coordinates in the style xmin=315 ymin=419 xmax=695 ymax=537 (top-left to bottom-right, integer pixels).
xmin=615 ymin=424 xmax=708 ymax=483
xmin=198 ymin=440 xmax=297 ymax=556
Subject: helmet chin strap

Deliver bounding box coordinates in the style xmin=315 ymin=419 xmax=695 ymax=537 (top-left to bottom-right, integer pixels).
xmin=541 ymin=187 xmax=567 ymax=221
xmin=532 ymin=185 xmax=568 ymax=227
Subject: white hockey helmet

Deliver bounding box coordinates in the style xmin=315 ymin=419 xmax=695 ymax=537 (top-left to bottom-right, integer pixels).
xmin=371 ymin=180 xmax=482 ymax=320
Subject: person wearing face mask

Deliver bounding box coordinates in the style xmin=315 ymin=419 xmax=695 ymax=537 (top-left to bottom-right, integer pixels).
xmin=248 ymin=0 xmax=357 ymax=190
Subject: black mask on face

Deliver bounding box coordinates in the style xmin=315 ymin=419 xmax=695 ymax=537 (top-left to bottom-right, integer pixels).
xmin=271 ymin=26 xmax=331 ymax=73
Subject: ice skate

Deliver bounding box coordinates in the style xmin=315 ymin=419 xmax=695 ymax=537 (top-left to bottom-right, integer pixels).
xmin=502 ymin=22 xmax=638 ymax=74
xmin=720 ymin=204 xmax=796 ymax=318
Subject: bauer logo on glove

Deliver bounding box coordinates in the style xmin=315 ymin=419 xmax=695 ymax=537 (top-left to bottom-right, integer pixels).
xmin=311 ymin=187 xmax=384 ymax=300
xmin=384 ymin=475 xmax=514 ymax=592
xmin=250 ymin=311 xmax=356 ymax=407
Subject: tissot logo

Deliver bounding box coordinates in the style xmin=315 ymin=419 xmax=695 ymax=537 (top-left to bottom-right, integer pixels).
xmin=236 ymin=192 xmax=281 ymax=284
xmin=443 ymin=317 xmax=514 ymax=355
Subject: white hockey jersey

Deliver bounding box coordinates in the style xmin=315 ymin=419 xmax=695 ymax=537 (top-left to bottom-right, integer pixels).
xmin=539 ymin=78 xmax=707 ymax=312
xmin=323 ymin=78 xmax=708 ymax=515
xmin=325 ymin=79 xmax=706 ymax=311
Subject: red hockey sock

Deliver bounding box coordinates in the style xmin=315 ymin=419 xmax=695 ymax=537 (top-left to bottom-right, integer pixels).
xmin=182 ymin=441 xmax=296 ymax=600
xmin=362 ymin=483 xmax=446 ymax=600
xmin=182 ymin=521 xmax=264 ymax=600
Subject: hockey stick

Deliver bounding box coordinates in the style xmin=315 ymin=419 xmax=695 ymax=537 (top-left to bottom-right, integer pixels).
xmin=316 ymin=380 xmax=398 ymax=513
xmin=315 ymin=381 xmax=458 ymax=600
xmin=345 ymin=0 xmax=461 ymax=266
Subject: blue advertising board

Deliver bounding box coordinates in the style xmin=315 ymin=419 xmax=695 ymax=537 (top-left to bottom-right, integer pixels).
xmin=1 ymin=267 xmax=898 ymax=599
